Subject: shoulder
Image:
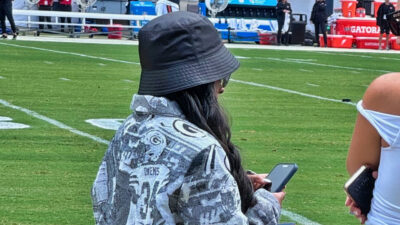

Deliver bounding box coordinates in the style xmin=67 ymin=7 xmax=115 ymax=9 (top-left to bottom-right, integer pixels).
xmin=363 ymin=73 xmax=400 ymax=115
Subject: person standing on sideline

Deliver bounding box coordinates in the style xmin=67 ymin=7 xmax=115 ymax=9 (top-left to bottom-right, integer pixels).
xmin=58 ymin=0 xmax=72 ymax=32
xmin=155 ymin=0 xmax=179 ymax=16
xmin=311 ymin=0 xmax=328 ymax=47
xmin=276 ymin=0 xmax=291 ymax=46
xmin=38 ymin=0 xmax=53 ymax=30
xmin=0 ymin=0 xmax=17 ymax=39
xmin=377 ymin=0 xmax=395 ymax=50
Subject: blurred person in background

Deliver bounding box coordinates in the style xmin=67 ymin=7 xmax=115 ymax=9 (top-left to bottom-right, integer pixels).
xmin=0 ymin=0 xmax=17 ymax=39
xmin=311 ymin=0 xmax=328 ymax=47
xmin=91 ymin=11 xmax=285 ymax=225
xmin=58 ymin=0 xmax=72 ymax=32
xmin=376 ymin=0 xmax=395 ymax=50
xmin=345 ymin=73 xmax=400 ymax=224
xmin=276 ymin=0 xmax=291 ymax=46
xmin=38 ymin=0 xmax=53 ymax=31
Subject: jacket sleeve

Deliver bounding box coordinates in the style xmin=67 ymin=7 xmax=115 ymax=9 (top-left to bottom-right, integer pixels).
xmin=310 ymin=4 xmax=317 ymax=22
xmin=276 ymin=2 xmax=284 ymax=16
xmin=176 ymin=145 xmax=281 ymax=225
xmin=91 ymin=135 xmax=122 ymax=225
xmin=377 ymin=4 xmax=383 ymax=26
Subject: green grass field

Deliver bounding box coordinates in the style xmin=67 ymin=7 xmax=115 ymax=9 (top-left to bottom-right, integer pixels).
xmin=0 ymin=40 xmax=398 ymax=225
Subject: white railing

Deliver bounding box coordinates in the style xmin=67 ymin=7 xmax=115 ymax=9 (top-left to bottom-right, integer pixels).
xmin=13 ymin=9 xmax=157 ymax=29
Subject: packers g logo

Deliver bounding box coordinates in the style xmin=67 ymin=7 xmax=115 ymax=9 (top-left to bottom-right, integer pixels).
xmin=173 ymin=120 xmax=206 ymax=138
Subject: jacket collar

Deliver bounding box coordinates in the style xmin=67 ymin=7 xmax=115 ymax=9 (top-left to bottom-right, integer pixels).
xmin=130 ymin=94 xmax=184 ymax=118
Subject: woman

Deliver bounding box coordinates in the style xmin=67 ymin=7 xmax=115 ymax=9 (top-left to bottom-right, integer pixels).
xmin=276 ymin=0 xmax=291 ymax=46
xmin=346 ymin=73 xmax=400 ymax=224
xmin=0 ymin=0 xmax=17 ymax=39
xmin=91 ymin=11 xmax=285 ymax=224
xmin=311 ymin=0 xmax=327 ymax=47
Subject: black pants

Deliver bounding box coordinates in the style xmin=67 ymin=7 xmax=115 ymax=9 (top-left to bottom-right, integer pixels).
xmin=58 ymin=4 xmax=71 ymax=32
xmin=39 ymin=5 xmax=52 ymax=30
xmin=0 ymin=0 xmax=17 ymax=34
xmin=314 ymin=21 xmax=327 ymax=46
xmin=277 ymin=18 xmax=289 ymax=45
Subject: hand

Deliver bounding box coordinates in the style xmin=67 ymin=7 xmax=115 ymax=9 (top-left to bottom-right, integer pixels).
xmin=345 ymin=197 xmax=366 ymax=224
xmin=247 ymin=173 xmax=269 ymax=190
xmin=345 ymin=171 xmax=378 ymax=224
xmin=273 ymin=191 xmax=286 ymax=207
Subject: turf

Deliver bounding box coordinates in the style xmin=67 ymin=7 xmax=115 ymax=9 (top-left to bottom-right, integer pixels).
xmin=0 ymin=40 xmax=397 ymax=225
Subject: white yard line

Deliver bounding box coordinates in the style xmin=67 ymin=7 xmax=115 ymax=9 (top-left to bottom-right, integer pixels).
xmin=258 ymin=57 xmax=392 ymax=74
xmin=0 ymin=76 xmax=5 ymax=79
xmin=286 ymin=58 xmax=317 ymax=62
xmin=235 ymin=55 xmax=250 ymax=59
xmin=306 ymin=83 xmax=320 ymax=87
xmin=0 ymin=42 xmax=140 ymax=65
xmin=299 ymin=69 xmax=314 ymax=73
xmin=282 ymin=210 xmax=322 ymax=225
xmin=316 ymin=51 xmax=400 ymax=61
xmin=44 ymin=61 xmax=54 ymax=65
xmin=251 ymin=68 xmax=263 ymax=71
xmin=59 ymin=77 xmax=71 ymax=81
xmin=123 ymin=79 xmax=134 ymax=83
xmin=231 ymin=79 xmax=356 ymax=106
xmin=0 ymin=99 xmax=110 ymax=145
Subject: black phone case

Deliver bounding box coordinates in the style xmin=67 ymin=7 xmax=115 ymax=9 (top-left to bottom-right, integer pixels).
xmin=345 ymin=167 xmax=375 ymax=215
xmin=266 ymin=163 xmax=298 ymax=193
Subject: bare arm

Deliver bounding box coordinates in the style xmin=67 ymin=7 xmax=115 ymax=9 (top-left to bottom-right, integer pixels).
xmin=346 ymin=73 xmax=400 ymax=175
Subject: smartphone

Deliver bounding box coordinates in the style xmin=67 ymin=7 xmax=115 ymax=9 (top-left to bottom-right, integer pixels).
xmin=266 ymin=163 xmax=298 ymax=193
xmin=344 ymin=165 xmax=375 ymax=215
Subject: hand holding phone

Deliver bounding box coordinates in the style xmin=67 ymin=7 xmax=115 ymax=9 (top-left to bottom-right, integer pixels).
xmin=265 ymin=163 xmax=298 ymax=193
xmin=344 ymin=165 xmax=376 ymax=215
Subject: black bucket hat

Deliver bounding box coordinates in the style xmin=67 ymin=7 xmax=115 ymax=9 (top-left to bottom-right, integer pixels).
xmin=137 ymin=11 xmax=240 ymax=96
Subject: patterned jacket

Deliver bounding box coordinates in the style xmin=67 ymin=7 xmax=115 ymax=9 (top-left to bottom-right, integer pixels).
xmin=91 ymin=95 xmax=281 ymax=225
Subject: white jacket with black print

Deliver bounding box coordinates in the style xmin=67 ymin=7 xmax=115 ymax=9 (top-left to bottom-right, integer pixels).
xmin=91 ymin=94 xmax=281 ymax=225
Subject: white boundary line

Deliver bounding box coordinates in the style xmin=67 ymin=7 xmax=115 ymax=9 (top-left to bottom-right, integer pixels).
xmin=257 ymin=57 xmax=392 ymax=74
xmin=316 ymin=51 xmax=400 ymax=61
xmin=231 ymin=79 xmax=357 ymax=106
xmin=0 ymin=99 xmax=110 ymax=145
xmin=11 ymin=35 xmax=400 ymax=54
xmin=0 ymin=42 xmax=140 ymax=65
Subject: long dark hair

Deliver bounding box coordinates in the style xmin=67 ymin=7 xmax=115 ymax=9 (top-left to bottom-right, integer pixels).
xmin=165 ymin=82 xmax=256 ymax=213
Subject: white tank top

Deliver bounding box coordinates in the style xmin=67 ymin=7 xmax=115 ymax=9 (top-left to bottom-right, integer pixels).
xmin=357 ymin=100 xmax=400 ymax=225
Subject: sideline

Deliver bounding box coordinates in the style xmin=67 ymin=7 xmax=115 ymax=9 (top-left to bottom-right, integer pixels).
xmin=0 ymin=99 xmax=322 ymax=225
xmin=5 ymin=35 xmax=400 ymax=54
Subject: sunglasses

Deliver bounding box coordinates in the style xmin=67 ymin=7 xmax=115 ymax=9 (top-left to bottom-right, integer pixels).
xmin=221 ymin=75 xmax=231 ymax=88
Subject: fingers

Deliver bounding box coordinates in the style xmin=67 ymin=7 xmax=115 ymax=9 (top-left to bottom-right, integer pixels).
xmin=272 ymin=191 xmax=286 ymax=207
xmin=345 ymin=196 xmax=353 ymax=206
xmin=372 ymin=171 xmax=378 ymax=179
